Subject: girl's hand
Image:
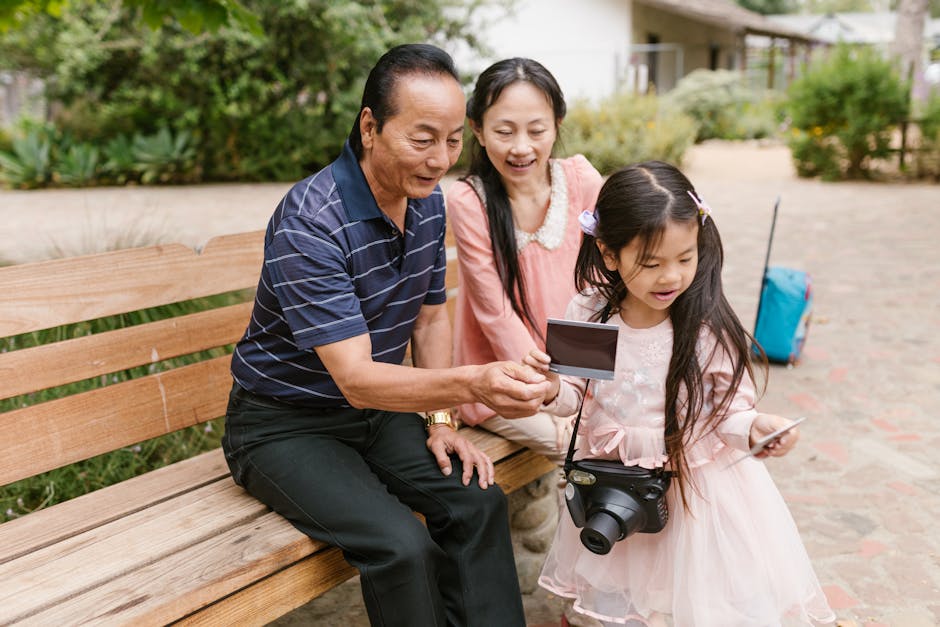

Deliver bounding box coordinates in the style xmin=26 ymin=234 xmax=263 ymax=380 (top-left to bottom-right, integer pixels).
xmin=749 ymin=413 xmax=801 ymax=459
xmin=522 ymin=349 xmax=559 ymax=403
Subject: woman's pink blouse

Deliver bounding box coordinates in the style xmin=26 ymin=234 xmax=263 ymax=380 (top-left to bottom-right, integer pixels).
xmin=447 ymin=155 xmax=603 ymax=425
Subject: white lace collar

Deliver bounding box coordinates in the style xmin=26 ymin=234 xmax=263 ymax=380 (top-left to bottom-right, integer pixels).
xmin=515 ymin=159 xmax=568 ymax=251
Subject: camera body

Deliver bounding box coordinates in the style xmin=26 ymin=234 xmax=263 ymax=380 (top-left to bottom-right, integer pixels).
xmin=564 ymin=458 xmax=672 ymax=555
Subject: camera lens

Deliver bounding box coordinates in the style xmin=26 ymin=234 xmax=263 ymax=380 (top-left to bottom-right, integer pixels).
xmin=580 ymin=512 xmax=621 ymax=554
xmin=578 ymin=486 xmax=648 ymax=554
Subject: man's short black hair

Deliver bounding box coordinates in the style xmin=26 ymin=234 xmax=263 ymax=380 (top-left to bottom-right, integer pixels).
xmin=348 ymin=43 xmax=460 ymax=158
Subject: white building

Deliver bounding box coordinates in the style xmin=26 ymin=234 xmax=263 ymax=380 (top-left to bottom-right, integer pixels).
xmin=452 ymin=0 xmax=815 ymax=102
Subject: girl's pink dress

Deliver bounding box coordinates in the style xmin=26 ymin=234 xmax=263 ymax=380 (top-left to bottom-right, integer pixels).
xmin=539 ymin=292 xmax=835 ymax=627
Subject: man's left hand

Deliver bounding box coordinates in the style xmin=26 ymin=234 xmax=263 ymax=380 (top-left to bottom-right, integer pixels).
xmin=426 ymin=426 xmax=495 ymax=489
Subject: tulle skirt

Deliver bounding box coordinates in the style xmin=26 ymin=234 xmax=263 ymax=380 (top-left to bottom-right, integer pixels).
xmin=539 ymin=451 xmax=835 ymax=626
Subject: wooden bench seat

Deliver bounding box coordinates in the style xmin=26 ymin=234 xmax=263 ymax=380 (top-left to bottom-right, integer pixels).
xmin=0 ymin=231 xmax=554 ymax=626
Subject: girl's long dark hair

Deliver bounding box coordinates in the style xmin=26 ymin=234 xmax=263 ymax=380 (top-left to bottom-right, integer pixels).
xmin=575 ymin=161 xmax=766 ymax=508
xmin=462 ymin=58 xmax=566 ymax=337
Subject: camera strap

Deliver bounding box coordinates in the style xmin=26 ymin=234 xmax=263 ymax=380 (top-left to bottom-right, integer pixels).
xmin=563 ymin=379 xmax=592 ymax=471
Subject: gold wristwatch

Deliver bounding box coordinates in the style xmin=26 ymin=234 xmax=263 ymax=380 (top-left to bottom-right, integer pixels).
xmin=425 ymin=409 xmax=457 ymax=431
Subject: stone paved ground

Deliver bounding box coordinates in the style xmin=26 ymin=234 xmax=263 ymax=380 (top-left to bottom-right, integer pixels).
xmin=2 ymin=141 xmax=938 ymax=626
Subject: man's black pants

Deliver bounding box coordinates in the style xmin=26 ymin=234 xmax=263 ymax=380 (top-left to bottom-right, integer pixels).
xmin=221 ymin=384 xmax=526 ymax=627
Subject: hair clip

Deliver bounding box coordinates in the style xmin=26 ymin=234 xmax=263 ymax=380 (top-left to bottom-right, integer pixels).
xmin=579 ymin=210 xmax=598 ymax=236
xmin=687 ymin=190 xmax=712 ymax=225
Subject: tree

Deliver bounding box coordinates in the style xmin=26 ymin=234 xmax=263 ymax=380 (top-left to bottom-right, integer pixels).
xmin=0 ymin=1 xmax=493 ymax=182
xmin=0 ymin=0 xmax=261 ymax=34
xmin=892 ymin=0 xmax=940 ymax=17
xmin=892 ymin=0 xmax=929 ymax=106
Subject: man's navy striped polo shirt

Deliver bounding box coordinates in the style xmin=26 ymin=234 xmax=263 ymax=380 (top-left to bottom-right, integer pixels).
xmin=230 ymin=141 xmax=448 ymax=407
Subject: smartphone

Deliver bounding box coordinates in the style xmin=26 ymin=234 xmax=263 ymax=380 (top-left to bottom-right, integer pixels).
xmin=749 ymin=416 xmax=807 ymax=456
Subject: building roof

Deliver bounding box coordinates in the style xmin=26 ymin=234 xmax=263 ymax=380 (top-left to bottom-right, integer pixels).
xmin=767 ymin=12 xmax=940 ymax=45
xmin=634 ymin=0 xmax=819 ymax=43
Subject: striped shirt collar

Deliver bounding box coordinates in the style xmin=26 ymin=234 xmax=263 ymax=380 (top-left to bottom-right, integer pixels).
xmin=331 ymin=140 xmax=383 ymax=222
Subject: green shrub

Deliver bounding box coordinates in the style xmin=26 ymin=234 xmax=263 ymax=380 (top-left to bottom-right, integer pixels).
xmin=913 ymin=92 xmax=940 ymax=180
xmin=788 ymin=128 xmax=842 ymax=180
xmin=0 ymin=126 xmax=11 ymax=152
xmin=53 ymin=141 xmax=100 ymax=186
xmin=0 ymin=0 xmax=488 ymax=184
xmin=560 ymin=92 xmax=699 ymax=175
xmin=0 ymin=121 xmax=205 ymax=188
xmin=663 ymin=69 xmax=783 ymax=142
xmin=101 ymin=133 xmax=136 ymax=184
xmin=0 ymin=122 xmax=52 ymax=188
xmin=131 ymin=126 xmax=198 ymax=184
xmin=786 ymin=45 xmax=909 ymax=179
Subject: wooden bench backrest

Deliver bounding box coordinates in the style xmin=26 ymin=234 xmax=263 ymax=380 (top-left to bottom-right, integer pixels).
xmin=0 ymin=229 xmax=461 ymax=487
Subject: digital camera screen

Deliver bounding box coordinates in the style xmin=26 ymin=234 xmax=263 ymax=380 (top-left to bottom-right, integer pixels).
xmin=545 ymin=318 xmax=619 ymax=380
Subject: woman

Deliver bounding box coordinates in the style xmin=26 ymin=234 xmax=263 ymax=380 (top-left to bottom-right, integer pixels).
xmin=447 ymin=58 xmax=603 ymax=463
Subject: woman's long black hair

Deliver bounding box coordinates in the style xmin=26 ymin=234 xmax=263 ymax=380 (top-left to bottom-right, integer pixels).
xmin=463 ymin=58 xmax=566 ymax=337
xmin=575 ymin=161 xmax=766 ymax=508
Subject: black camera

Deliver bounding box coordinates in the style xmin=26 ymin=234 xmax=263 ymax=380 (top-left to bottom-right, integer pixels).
xmin=564 ymin=458 xmax=672 ymax=555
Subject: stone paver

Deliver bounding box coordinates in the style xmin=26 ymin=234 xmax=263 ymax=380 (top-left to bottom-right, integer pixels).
xmin=2 ymin=140 xmax=937 ymax=626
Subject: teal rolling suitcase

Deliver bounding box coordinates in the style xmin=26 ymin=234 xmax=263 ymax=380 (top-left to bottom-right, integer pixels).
xmin=753 ymin=197 xmax=813 ymax=365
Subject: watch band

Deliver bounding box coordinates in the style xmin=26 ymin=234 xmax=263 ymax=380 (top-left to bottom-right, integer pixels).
xmin=425 ymin=410 xmax=457 ymax=430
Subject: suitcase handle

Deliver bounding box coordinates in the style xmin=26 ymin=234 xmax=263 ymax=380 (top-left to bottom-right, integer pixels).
xmin=754 ymin=196 xmax=781 ymax=338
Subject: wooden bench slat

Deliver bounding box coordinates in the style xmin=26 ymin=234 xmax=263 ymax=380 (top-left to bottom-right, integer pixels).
xmin=174 ymin=548 xmax=357 ymax=627
xmin=0 ymin=449 xmax=229 ymax=565
xmin=0 ymin=302 xmax=251 ymax=400
xmin=17 ymin=511 xmax=325 ymax=627
xmin=0 ymin=480 xmax=273 ymax=624
xmin=491 ymin=449 xmax=558 ymax=493
xmin=445 ymin=247 xmax=458 ymax=290
xmin=0 ymin=356 xmax=232 ymax=485
xmin=0 ymin=231 xmax=264 ymax=337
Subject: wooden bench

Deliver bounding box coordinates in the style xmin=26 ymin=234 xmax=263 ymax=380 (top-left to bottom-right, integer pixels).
xmin=0 ymin=230 xmax=554 ymax=626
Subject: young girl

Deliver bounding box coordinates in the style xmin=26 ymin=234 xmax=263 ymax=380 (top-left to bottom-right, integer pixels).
xmin=525 ymin=162 xmax=835 ymax=626
xmin=447 ymin=58 xmax=603 ymax=462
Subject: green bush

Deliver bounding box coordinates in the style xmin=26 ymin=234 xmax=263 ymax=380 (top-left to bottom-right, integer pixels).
xmin=0 ymin=126 xmax=12 ymax=152
xmin=0 ymin=120 xmax=201 ymax=187
xmin=131 ymin=126 xmax=197 ymax=184
xmin=0 ymin=1 xmax=488 ymax=184
xmin=560 ymin=92 xmax=699 ymax=175
xmin=52 ymin=141 xmax=100 ymax=186
xmin=0 ymin=121 xmax=52 ymax=188
xmin=663 ymin=69 xmax=783 ymax=142
xmin=786 ymin=45 xmax=909 ymax=180
xmin=913 ymin=92 xmax=940 ymax=180
xmin=788 ymin=128 xmax=842 ymax=180
xmin=102 ymin=133 xmax=136 ymax=184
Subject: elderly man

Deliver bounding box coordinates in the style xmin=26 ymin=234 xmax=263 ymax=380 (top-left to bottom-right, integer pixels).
xmin=221 ymin=44 xmax=550 ymax=626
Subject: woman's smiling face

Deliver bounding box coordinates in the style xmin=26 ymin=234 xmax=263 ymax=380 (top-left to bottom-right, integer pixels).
xmin=471 ymin=81 xmax=558 ymax=186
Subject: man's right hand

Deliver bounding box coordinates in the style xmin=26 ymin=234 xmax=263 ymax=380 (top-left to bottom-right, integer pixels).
xmin=471 ymin=361 xmax=552 ymax=419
